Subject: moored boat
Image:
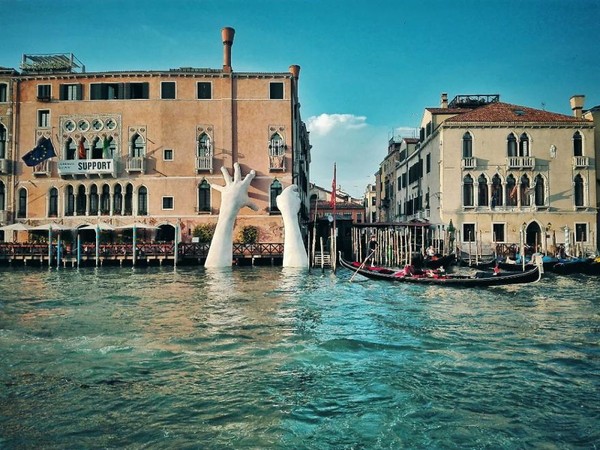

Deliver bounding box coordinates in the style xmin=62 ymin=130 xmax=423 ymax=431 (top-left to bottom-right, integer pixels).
xmin=340 ymin=254 xmax=542 ymax=287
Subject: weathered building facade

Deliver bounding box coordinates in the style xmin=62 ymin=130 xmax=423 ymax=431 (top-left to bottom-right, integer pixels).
xmin=399 ymin=94 xmax=597 ymax=255
xmin=1 ymin=28 xmax=311 ymax=245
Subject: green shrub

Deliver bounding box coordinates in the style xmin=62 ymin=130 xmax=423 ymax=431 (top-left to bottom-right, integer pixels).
xmin=239 ymin=225 xmax=259 ymax=244
xmin=193 ymin=223 xmax=217 ymax=243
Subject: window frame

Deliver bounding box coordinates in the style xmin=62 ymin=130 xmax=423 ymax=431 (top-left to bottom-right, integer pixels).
xmin=38 ymin=109 xmax=50 ymax=128
xmin=197 ymin=82 xmax=212 ymax=100
xmin=161 ymin=81 xmax=176 ymax=99
xmin=269 ymin=82 xmax=284 ymax=100
xmin=162 ymin=196 xmax=174 ymax=211
xmin=163 ymin=149 xmax=174 ymax=161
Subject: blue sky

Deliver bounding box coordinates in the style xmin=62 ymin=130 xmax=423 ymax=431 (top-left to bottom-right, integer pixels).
xmin=2 ymin=0 xmax=599 ymax=197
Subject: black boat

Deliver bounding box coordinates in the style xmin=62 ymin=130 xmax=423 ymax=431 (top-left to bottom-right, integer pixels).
xmin=423 ymin=253 xmax=456 ymax=269
xmin=340 ymin=254 xmax=542 ymax=287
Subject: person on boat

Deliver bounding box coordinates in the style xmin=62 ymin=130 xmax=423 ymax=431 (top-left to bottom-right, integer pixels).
xmin=368 ymin=235 xmax=377 ymax=267
xmin=493 ymin=263 xmax=501 ymax=276
xmin=426 ymin=245 xmax=436 ymax=258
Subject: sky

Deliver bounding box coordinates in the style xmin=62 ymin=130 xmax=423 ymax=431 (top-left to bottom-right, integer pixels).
xmin=1 ymin=0 xmax=599 ymax=197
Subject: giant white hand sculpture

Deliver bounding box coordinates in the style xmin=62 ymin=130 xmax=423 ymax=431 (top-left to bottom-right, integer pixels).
xmin=205 ymin=163 xmax=257 ymax=267
xmin=276 ymin=184 xmax=309 ymax=268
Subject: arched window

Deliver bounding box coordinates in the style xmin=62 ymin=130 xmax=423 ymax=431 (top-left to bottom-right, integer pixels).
xmin=198 ymin=180 xmax=211 ymax=212
xmin=491 ymin=174 xmax=503 ymax=207
xmin=65 ymin=138 xmax=76 ymax=160
xmin=0 ymin=123 xmax=6 ymax=159
xmin=270 ymin=179 xmax=282 ymax=212
xmin=534 ymin=174 xmax=545 ymax=207
xmin=102 ymin=136 xmax=114 ymax=159
xmin=520 ymin=174 xmax=531 ymax=207
xmin=519 ymin=133 xmax=529 ymax=157
xmin=65 ymin=185 xmax=75 ymax=216
xmin=17 ymin=188 xmax=27 ymax=218
xmin=197 ymin=133 xmax=212 ymax=158
xmin=507 ymin=133 xmax=517 ymax=157
xmin=100 ymin=184 xmax=110 ymax=214
xmin=269 ymin=133 xmax=285 ymax=169
xmin=49 ymin=187 xmax=58 ymax=217
xmin=77 ymin=138 xmax=88 ymax=160
xmin=91 ymin=137 xmax=103 ymax=159
xmin=89 ymin=184 xmax=99 ymax=215
xmin=574 ymin=174 xmax=584 ymax=207
xmin=76 ymin=185 xmax=86 ymax=215
xmin=462 ymin=132 xmax=472 ymax=158
xmin=138 ymin=186 xmax=148 ymax=215
xmin=124 ymin=184 xmax=133 ymax=215
xmin=477 ymin=174 xmax=488 ymax=206
xmin=113 ymin=184 xmax=123 ymax=215
xmin=131 ymin=134 xmax=145 ymax=157
xmin=463 ymin=174 xmax=474 ymax=207
xmin=573 ymin=131 xmax=583 ymax=157
xmin=506 ymin=174 xmax=517 ymax=206
xmin=0 ymin=181 xmax=5 ymax=210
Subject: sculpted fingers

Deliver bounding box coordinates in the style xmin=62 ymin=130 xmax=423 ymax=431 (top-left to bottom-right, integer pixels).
xmin=220 ymin=166 xmax=232 ymax=184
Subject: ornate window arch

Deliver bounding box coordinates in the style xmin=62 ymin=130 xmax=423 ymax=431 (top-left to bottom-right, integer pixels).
xmin=89 ymin=184 xmax=99 ymax=215
xmin=76 ymin=184 xmax=87 ymax=215
xmin=100 ymin=184 xmax=111 ymax=215
xmin=49 ymin=187 xmax=59 ymax=217
xmin=130 ymin=133 xmax=145 ymax=158
xmin=520 ymin=174 xmax=531 ymax=207
xmin=573 ymin=131 xmax=583 ymax=157
xmin=477 ymin=173 xmax=488 ymax=207
xmin=113 ymin=183 xmax=123 ymax=215
xmin=463 ymin=174 xmax=474 ymax=207
xmin=268 ymin=132 xmax=286 ymax=170
xmin=0 ymin=123 xmax=6 ymax=159
xmin=534 ymin=174 xmax=546 ymax=207
xmin=491 ymin=174 xmax=503 ymax=207
xmin=506 ymin=174 xmax=517 ymax=206
xmin=507 ymin=133 xmax=517 ymax=157
xmin=124 ymin=183 xmax=133 ymax=215
xmin=270 ymin=179 xmax=282 ymax=212
xmin=65 ymin=185 xmax=75 ymax=216
xmin=17 ymin=188 xmax=27 ymax=218
xmin=519 ymin=133 xmax=530 ymax=157
xmin=198 ymin=179 xmax=211 ymax=212
xmin=462 ymin=132 xmax=473 ymax=158
xmin=574 ymin=174 xmax=585 ymax=207
xmin=138 ymin=186 xmax=148 ymax=216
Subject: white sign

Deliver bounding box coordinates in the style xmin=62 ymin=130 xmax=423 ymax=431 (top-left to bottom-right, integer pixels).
xmin=58 ymin=159 xmax=115 ymax=176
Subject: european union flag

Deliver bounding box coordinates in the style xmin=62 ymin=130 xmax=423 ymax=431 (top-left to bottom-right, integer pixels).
xmin=22 ymin=137 xmax=56 ymax=167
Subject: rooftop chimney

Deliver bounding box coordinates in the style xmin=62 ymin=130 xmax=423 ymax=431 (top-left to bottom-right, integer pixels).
xmin=221 ymin=27 xmax=235 ymax=73
xmin=289 ymin=64 xmax=300 ymax=80
xmin=570 ymin=95 xmax=585 ymax=118
xmin=441 ymin=93 xmax=448 ymax=108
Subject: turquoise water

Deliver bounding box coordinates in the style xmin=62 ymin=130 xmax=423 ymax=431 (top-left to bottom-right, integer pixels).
xmin=1 ymin=266 xmax=599 ymax=449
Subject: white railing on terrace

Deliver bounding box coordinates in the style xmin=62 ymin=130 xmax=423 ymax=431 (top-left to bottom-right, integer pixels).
xmin=126 ymin=156 xmax=146 ymax=173
xmin=33 ymin=159 xmax=51 ymax=175
xmin=507 ymin=156 xmax=535 ymax=169
xmin=196 ymin=156 xmax=213 ymax=172
xmin=573 ymin=156 xmax=589 ymax=168
xmin=461 ymin=157 xmax=476 ymax=169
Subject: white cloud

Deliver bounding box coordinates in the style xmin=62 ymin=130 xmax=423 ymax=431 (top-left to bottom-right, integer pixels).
xmin=306 ymin=113 xmax=388 ymax=198
xmin=306 ymin=113 xmax=368 ymax=137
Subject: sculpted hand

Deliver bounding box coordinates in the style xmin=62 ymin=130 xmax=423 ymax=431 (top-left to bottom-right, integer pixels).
xmin=212 ymin=163 xmax=258 ymax=217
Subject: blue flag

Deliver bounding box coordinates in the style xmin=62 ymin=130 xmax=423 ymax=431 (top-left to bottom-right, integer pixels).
xmin=22 ymin=137 xmax=56 ymax=167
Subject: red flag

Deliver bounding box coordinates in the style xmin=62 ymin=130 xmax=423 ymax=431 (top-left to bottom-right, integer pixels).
xmin=78 ymin=139 xmax=86 ymax=159
xmin=330 ymin=163 xmax=336 ymax=209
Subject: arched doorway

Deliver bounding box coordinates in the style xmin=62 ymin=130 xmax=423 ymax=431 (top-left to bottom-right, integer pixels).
xmin=525 ymin=222 xmax=542 ymax=252
xmin=157 ymin=224 xmax=175 ymax=242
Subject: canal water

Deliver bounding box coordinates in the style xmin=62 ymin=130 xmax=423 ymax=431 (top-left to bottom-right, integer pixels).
xmin=1 ymin=266 xmax=599 ymax=449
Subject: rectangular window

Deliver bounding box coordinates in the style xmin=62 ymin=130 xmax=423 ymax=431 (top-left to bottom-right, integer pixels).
xmin=575 ymin=223 xmax=587 ymax=242
xmin=463 ymin=223 xmax=476 ymax=242
xmin=162 ymin=196 xmax=174 ymax=210
xmin=269 ymin=82 xmax=284 ymax=99
xmin=161 ymin=81 xmax=176 ymax=99
xmin=37 ymin=84 xmax=51 ymax=101
xmin=38 ymin=110 xmax=50 ymax=128
xmin=492 ymin=223 xmax=505 ymax=242
xmin=126 ymin=82 xmax=149 ymax=99
xmin=426 ymin=154 xmax=431 ymax=173
xmin=163 ymin=149 xmax=173 ymax=161
xmin=59 ymin=84 xmax=83 ymax=100
xmin=0 ymin=83 xmax=7 ymax=102
xmin=197 ymin=82 xmax=211 ymax=99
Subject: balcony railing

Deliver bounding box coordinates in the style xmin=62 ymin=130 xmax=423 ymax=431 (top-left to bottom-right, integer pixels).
xmin=33 ymin=159 xmax=51 ymax=175
xmin=573 ymin=156 xmax=589 ymax=168
xmin=0 ymin=158 xmax=11 ymax=175
xmin=507 ymin=156 xmax=535 ymax=169
xmin=461 ymin=157 xmax=477 ymax=169
xmin=126 ymin=156 xmax=146 ymax=174
xmin=268 ymin=143 xmax=286 ymax=171
xmin=196 ymin=156 xmax=213 ymax=172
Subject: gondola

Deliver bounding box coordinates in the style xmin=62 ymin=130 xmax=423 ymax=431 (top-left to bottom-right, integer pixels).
xmin=423 ymin=253 xmax=456 ymax=269
xmin=340 ymin=254 xmax=542 ymax=287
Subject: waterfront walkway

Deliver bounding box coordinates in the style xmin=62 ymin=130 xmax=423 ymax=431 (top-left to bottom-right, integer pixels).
xmin=0 ymin=242 xmax=284 ymax=267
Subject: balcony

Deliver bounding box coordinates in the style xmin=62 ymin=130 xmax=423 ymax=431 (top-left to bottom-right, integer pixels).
xmin=33 ymin=159 xmax=51 ymax=176
xmin=0 ymin=158 xmax=11 ymax=175
xmin=573 ymin=156 xmax=589 ymax=168
xmin=125 ymin=156 xmax=146 ymax=174
xmin=196 ymin=156 xmax=213 ymax=173
xmin=268 ymin=143 xmax=286 ymax=171
xmin=507 ymin=156 xmax=535 ymax=169
xmin=461 ymin=157 xmax=477 ymax=169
